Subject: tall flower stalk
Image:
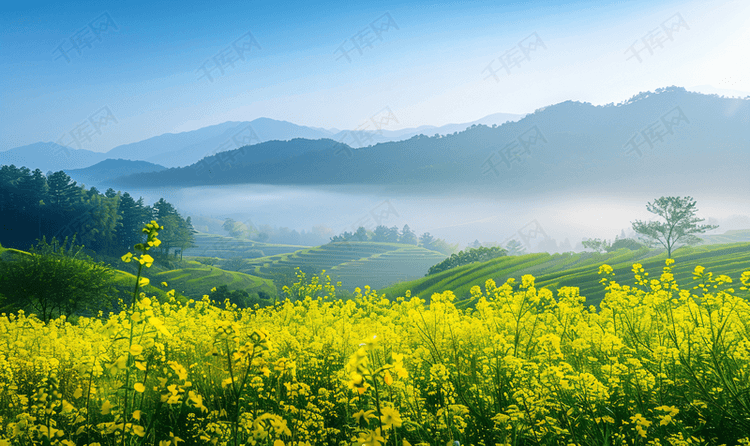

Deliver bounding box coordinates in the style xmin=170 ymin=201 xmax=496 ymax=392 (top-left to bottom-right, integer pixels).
xmin=118 ymin=220 xmax=162 ymax=446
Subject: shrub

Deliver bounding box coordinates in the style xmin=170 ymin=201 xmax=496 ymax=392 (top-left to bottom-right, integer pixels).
xmin=606 ymin=237 xmax=646 ymax=252
xmin=208 ymin=285 xmax=267 ymax=308
xmin=195 ymin=256 xmax=220 ymax=266
xmin=0 ymin=236 xmax=115 ymax=322
xmin=246 ymin=249 xmax=265 ymax=258
xmin=221 ymin=256 xmax=246 ymax=272
xmin=427 ymin=246 xmax=506 ymax=275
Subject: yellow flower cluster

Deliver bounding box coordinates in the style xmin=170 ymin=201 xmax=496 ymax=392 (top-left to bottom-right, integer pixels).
xmin=1 ymin=225 xmax=749 ymax=446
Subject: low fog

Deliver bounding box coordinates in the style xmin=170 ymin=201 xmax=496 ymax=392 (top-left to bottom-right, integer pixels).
xmin=123 ymin=183 xmax=750 ymax=251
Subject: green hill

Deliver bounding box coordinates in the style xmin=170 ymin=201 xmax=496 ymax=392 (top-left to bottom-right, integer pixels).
xmin=0 ymin=246 xmax=276 ymax=309
xmin=146 ymin=261 xmax=276 ymax=300
xmin=7 ymin=239 xmax=747 ymax=313
xmin=0 ymin=246 xmax=32 ymax=261
xmin=380 ymin=242 xmax=750 ymax=308
xmin=213 ymin=241 xmax=448 ymax=291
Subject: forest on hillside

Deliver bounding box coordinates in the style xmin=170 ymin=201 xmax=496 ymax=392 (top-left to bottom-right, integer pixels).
xmin=0 ymin=164 xmax=195 ymax=257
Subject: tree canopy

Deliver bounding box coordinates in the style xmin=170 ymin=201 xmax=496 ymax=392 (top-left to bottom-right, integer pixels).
xmin=0 ymin=164 xmax=194 ymax=259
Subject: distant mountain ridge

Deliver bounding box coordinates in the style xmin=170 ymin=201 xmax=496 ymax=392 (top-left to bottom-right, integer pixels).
xmin=0 ymin=142 xmax=107 ymax=174
xmin=64 ymin=159 xmax=167 ymax=188
xmin=2 ymin=113 xmax=526 ymax=171
xmin=105 ymin=121 xmax=250 ymax=164
xmin=110 ymin=88 xmax=750 ymax=195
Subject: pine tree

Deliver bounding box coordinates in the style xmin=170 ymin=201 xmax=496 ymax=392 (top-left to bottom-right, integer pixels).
xmin=16 ymin=168 xmax=48 ymax=240
xmin=152 ymin=198 xmax=179 ymax=220
xmin=174 ymin=216 xmax=198 ymax=260
xmin=117 ymin=193 xmax=150 ymax=250
xmin=46 ymin=171 xmax=79 ymax=209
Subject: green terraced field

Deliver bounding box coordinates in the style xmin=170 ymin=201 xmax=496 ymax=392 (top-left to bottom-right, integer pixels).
xmin=218 ymin=241 xmax=448 ymax=291
xmin=330 ymin=246 xmax=448 ymax=290
xmin=699 ymin=229 xmax=750 ymax=245
xmin=183 ymin=232 xmax=308 ymax=258
xmin=380 ymin=242 xmax=750 ymax=308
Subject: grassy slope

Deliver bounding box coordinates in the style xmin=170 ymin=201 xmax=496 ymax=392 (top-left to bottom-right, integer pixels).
xmin=380 ymin=242 xmax=750 ymax=307
xmin=0 ymin=247 xmax=32 ymax=260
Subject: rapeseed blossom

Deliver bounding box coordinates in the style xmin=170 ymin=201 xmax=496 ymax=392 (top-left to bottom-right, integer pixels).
xmin=1 ymin=226 xmax=749 ymax=445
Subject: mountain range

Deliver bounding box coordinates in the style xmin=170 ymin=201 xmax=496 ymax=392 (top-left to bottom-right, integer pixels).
xmin=108 ymin=87 xmax=749 ymax=195
xmin=0 ymin=113 xmax=525 ymax=173
xmin=3 ymin=88 xmax=748 ymax=198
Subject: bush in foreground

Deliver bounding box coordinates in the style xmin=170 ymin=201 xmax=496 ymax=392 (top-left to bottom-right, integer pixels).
xmin=0 ymin=235 xmax=115 ymax=322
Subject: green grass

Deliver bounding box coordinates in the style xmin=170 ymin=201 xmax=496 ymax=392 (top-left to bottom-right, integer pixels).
xmin=380 ymin=242 xmax=750 ymax=308
xmin=111 ymin=269 xmax=174 ymax=303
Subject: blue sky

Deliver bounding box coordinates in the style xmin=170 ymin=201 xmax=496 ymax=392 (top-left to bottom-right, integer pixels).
xmin=1 ymin=0 xmax=748 ymax=152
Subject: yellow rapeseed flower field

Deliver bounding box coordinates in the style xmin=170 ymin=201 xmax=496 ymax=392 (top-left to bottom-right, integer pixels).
xmin=1 ymin=223 xmax=749 ymax=446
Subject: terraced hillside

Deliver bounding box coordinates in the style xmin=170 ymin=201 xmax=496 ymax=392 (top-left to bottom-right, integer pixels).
xmin=330 ymin=246 xmax=448 ymax=290
xmin=183 ymin=232 xmax=308 ymax=258
xmin=214 ymin=241 xmax=448 ymax=291
xmin=381 ymin=242 xmax=750 ymax=307
xmin=699 ymin=229 xmax=750 ymax=245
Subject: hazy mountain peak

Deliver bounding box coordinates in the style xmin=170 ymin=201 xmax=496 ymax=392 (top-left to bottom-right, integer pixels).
xmin=0 ymin=141 xmax=106 ymax=173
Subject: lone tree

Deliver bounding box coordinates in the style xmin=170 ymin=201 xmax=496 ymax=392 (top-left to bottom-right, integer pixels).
xmin=631 ymin=196 xmax=718 ymax=257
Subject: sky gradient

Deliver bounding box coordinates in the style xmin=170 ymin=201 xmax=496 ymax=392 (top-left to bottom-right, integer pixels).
xmin=2 ymin=0 xmax=748 ymax=152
